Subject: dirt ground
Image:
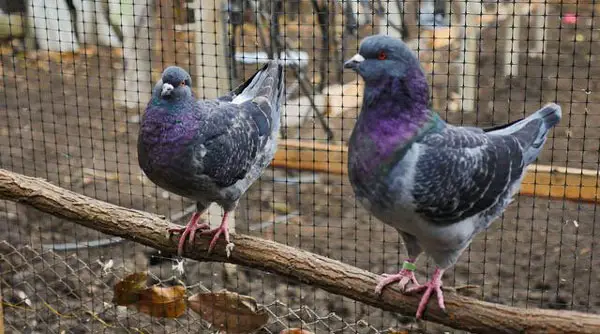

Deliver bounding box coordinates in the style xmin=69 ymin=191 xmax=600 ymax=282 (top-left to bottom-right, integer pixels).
xmin=2 ymin=2 xmax=600 ymax=333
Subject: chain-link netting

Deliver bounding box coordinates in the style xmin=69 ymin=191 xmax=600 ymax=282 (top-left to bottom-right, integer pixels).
xmin=1 ymin=0 xmax=599 ymax=333
xmin=0 ymin=240 xmax=427 ymax=333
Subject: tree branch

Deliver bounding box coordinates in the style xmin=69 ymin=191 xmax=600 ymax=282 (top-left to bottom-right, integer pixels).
xmin=1 ymin=167 xmax=600 ymax=333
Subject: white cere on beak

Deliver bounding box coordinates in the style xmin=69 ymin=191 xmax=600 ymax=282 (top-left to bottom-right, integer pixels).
xmin=161 ymin=83 xmax=174 ymax=97
xmin=350 ymin=53 xmax=365 ymax=63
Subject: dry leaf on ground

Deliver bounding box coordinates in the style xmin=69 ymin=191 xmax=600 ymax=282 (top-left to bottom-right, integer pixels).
xmin=113 ymin=272 xmax=148 ymax=306
xmin=137 ymin=285 xmax=186 ymax=318
xmin=113 ymin=272 xmax=186 ymax=318
xmin=279 ymin=329 xmax=315 ymax=334
xmin=188 ymin=289 xmax=269 ymax=334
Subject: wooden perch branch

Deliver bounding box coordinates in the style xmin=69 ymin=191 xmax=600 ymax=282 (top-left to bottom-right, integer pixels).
xmin=1 ymin=168 xmax=600 ymax=333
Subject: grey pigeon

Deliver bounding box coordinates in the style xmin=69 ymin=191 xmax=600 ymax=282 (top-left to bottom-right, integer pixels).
xmin=343 ymin=35 xmax=561 ymax=319
xmin=138 ymin=61 xmax=285 ymax=256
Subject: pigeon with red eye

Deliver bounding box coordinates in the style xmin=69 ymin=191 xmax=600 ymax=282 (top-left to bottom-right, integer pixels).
xmin=344 ymin=34 xmax=561 ymax=319
xmin=138 ymin=63 xmax=285 ymax=257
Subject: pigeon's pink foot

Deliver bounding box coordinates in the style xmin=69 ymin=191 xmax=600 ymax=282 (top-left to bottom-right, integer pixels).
xmin=406 ymin=268 xmax=446 ymax=319
xmin=199 ymin=211 xmax=232 ymax=254
xmin=375 ymin=260 xmax=420 ymax=294
xmin=168 ymin=212 xmax=207 ymax=256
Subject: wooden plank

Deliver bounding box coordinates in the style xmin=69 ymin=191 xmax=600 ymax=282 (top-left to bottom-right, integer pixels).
xmin=521 ymin=165 xmax=600 ymax=203
xmin=272 ymin=139 xmax=348 ymax=176
xmin=271 ymin=140 xmax=600 ymax=204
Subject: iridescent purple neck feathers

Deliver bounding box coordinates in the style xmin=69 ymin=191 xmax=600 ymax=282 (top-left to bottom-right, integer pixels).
xmin=138 ymin=98 xmax=200 ymax=171
xmin=351 ymin=66 xmax=433 ymax=163
xmin=363 ymin=66 xmax=430 ymax=111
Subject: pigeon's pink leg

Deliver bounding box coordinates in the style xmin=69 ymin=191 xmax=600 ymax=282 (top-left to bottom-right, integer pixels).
xmin=405 ymin=268 xmax=446 ymax=319
xmin=375 ymin=259 xmax=420 ymax=294
xmin=199 ymin=211 xmax=232 ymax=253
xmin=168 ymin=212 xmax=204 ymax=256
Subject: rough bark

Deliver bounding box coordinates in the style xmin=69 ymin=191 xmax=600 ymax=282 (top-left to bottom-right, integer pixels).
xmin=1 ymin=168 xmax=600 ymax=334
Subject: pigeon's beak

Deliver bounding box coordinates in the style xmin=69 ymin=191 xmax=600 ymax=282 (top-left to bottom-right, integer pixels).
xmin=344 ymin=53 xmax=364 ymax=70
xmin=161 ymin=83 xmax=174 ymax=97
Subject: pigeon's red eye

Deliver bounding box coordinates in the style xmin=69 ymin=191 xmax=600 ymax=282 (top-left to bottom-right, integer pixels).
xmin=377 ymin=51 xmax=387 ymax=60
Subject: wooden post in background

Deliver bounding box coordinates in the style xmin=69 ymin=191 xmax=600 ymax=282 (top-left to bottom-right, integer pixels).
xmin=113 ymin=0 xmax=153 ymax=109
xmin=192 ymin=0 xmax=236 ymax=279
xmin=157 ymin=0 xmax=175 ymax=69
xmin=193 ymin=0 xmax=230 ymax=99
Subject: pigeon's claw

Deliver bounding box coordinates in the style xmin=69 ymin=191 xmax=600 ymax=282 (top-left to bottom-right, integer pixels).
xmin=189 ymin=221 xmax=210 ymax=245
xmin=168 ymin=212 xmax=205 ymax=256
xmin=199 ymin=211 xmax=232 ymax=254
xmin=375 ymin=269 xmax=420 ymax=294
xmin=405 ymin=268 xmax=446 ymax=319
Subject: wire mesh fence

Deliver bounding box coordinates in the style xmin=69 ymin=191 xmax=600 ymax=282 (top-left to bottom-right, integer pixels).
xmin=0 ymin=240 xmax=417 ymax=333
xmin=1 ymin=0 xmax=599 ymax=333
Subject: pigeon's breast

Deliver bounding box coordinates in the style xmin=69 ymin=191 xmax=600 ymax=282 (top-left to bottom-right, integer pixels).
xmin=138 ymin=111 xmax=204 ymax=196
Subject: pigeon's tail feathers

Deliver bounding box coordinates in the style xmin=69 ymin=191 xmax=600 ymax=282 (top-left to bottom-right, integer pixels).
xmin=488 ymin=103 xmax=562 ymax=165
xmin=484 ymin=103 xmax=561 ymax=135
xmin=538 ymin=103 xmax=562 ymax=130
xmin=259 ymin=60 xmax=285 ymax=122
xmin=230 ymin=60 xmax=285 ymax=109
xmin=523 ymin=103 xmax=562 ymax=133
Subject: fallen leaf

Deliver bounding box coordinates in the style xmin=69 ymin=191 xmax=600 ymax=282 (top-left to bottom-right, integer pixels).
xmin=280 ymin=329 xmax=315 ymax=334
xmin=188 ymin=290 xmax=269 ymax=334
xmin=137 ymin=285 xmax=186 ymax=318
xmin=113 ymin=272 xmax=187 ymax=318
xmin=113 ymin=272 xmax=148 ymax=306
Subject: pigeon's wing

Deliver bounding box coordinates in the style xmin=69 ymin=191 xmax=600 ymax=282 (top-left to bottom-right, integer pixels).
xmin=409 ymin=126 xmax=526 ymax=226
xmin=192 ymin=60 xmax=284 ymax=189
xmin=190 ymin=101 xmax=269 ymax=188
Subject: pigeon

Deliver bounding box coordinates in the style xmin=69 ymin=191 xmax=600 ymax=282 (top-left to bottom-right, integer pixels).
xmin=138 ymin=61 xmax=285 ymax=257
xmin=343 ymin=34 xmax=561 ymax=319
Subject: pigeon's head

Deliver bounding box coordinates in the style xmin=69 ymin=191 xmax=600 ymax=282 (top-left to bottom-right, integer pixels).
xmin=154 ymin=66 xmax=193 ymax=100
xmin=343 ymin=35 xmax=421 ymax=83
